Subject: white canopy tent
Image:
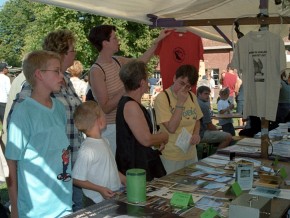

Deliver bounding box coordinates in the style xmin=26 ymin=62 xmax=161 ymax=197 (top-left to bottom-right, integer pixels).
xmin=31 ymin=0 xmax=290 ymax=44
xmin=28 ymin=0 xmax=288 ymax=160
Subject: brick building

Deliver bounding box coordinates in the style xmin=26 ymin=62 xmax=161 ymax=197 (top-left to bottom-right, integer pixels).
xmin=201 ymin=37 xmax=290 ymax=86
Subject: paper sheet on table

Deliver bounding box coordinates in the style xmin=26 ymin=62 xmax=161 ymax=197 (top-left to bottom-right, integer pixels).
xmin=278 ymin=189 xmax=290 ymax=200
xmin=210 ymin=154 xmax=230 ymax=160
xmin=235 ymin=138 xmax=261 ymax=147
xmin=195 ymin=164 xmax=225 ymax=174
xmin=203 ymin=182 xmax=226 ymax=190
xmin=249 ymin=187 xmax=280 ymax=198
xmin=235 ymin=157 xmax=261 ymax=167
xmin=176 ymin=127 xmax=192 ymax=153
xmin=201 ymin=157 xmax=230 ymax=166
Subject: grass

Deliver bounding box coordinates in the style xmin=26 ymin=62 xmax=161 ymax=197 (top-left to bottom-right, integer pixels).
xmin=0 ymin=182 xmax=8 ymax=205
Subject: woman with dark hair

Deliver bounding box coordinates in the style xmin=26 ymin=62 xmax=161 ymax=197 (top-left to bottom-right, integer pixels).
xmin=154 ymin=64 xmax=203 ymax=174
xmin=87 ymin=25 xmax=170 ymax=156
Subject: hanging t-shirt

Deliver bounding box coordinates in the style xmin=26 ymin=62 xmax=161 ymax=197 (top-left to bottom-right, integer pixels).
xmin=155 ymin=30 xmax=204 ymax=91
xmin=231 ymin=31 xmax=286 ymax=121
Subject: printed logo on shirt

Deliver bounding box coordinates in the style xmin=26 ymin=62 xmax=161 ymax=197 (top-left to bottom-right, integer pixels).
xmin=253 ymin=58 xmax=265 ymax=82
xmin=57 ymin=146 xmax=71 ymax=182
xmin=173 ymin=47 xmax=185 ymax=63
xmin=171 ymin=107 xmax=198 ymax=120
xmin=183 ymin=107 xmax=198 ymax=120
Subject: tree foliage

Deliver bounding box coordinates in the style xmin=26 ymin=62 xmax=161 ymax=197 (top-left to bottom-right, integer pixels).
xmin=0 ymin=0 xmax=160 ymax=73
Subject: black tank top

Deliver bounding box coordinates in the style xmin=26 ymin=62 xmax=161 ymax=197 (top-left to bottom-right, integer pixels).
xmin=116 ymin=96 xmax=165 ymax=181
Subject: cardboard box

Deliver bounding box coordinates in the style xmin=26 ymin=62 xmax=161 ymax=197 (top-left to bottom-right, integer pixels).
xmin=229 ymin=193 xmax=271 ymax=218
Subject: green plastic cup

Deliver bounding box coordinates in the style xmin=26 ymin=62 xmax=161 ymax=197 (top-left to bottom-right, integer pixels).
xmin=126 ymin=168 xmax=146 ymax=203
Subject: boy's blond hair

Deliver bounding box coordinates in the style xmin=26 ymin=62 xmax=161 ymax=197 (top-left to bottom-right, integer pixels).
xmin=67 ymin=60 xmax=84 ymax=77
xmin=22 ymin=50 xmax=61 ymax=88
xmin=73 ymin=101 xmax=102 ymax=134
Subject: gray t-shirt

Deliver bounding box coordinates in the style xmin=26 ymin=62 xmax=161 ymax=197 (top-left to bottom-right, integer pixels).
xmin=231 ymin=31 xmax=286 ymax=121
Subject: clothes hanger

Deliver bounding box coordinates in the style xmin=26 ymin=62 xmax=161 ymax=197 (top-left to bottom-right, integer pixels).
xmin=174 ymin=27 xmax=188 ymax=33
xmin=257 ymin=13 xmax=269 ymax=31
xmin=234 ymin=21 xmax=244 ymax=39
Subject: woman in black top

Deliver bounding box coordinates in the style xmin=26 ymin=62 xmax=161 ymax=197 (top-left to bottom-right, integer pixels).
xmin=116 ymin=60 xmax=168 ymax=181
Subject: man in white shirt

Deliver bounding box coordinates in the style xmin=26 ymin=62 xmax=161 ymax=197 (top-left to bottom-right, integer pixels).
xmin=1 ymin=72 xmax=26 ymax=145
xmin=0 ymin=62 xmax=11 ymax=123
xmin=199 ymin=69 xmax=216 ymax=108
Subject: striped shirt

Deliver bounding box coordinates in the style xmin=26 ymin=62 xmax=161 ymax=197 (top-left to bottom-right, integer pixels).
xmin=90 ymin=56 xmax=130 ymax=124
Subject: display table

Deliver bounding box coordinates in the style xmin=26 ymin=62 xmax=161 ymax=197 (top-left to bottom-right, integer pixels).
xmin=217 ymin=137 xmax=290 ymax=161
xmin=65 ymin=143 xmax=290 ymax=217
xmin=211 ymin=113 xmax=245 ymax=130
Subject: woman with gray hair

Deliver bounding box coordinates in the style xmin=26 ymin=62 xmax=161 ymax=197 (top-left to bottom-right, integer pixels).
xmin=116 ymin=60 xmax=168 ymax=181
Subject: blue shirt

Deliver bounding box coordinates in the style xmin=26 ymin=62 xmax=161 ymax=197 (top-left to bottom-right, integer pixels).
xmin=7 ymin=72 xmax=83 ymax=164
xmin=279 ymin=80 xmax=290 ymax=103
xmin=6 ymin=97 xmax=72 ymax=217
xmin=197 ymin=98 xmax=212 ymax=138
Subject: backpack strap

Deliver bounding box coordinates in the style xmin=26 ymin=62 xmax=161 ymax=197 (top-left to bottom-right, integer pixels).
xmin=189 ymin=92 xmax=194 ymax=103
xmin=164 ymin=90 xmax=172 ymax=110
xmin=94 ymin=57 xmax=121 ymax=81
xmin=112 ymin=56 xmax=121 ymax=67
xmin=94 ymin=63 xmax=106 ymax=80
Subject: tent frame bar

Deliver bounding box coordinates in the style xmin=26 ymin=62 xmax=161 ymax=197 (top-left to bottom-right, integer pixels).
xmin=148 ymin=15 xmax=290 ymax=27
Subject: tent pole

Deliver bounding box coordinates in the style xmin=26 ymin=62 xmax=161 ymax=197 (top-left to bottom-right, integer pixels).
xmin=259 ymin=0 xmax=269 ymax=160
xmin=261 ymin=118 xmax=269 ymax=159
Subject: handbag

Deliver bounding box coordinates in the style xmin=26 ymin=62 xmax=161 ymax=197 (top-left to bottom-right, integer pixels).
xmin=146 ymin=152 xmax=166 ymax=181
xmin=135 ymin=147 xmax=167 ymax=181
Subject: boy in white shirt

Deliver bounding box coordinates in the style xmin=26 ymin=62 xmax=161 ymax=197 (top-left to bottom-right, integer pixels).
xmin=72 ymin=101 xmax=126 ymax=206
xmin=217 ymin=87 xmax=235 ymax=136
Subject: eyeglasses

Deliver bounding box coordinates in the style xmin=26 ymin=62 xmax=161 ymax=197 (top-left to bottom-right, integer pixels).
xmin=177 ymin=80 xmax=191 ymax=90
xmin=40 ymin=69 xmax=62 ymax=75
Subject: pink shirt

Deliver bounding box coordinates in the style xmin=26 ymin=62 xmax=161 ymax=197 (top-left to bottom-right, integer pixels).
xmin=222 ymin=71 xmax=237 ymax=97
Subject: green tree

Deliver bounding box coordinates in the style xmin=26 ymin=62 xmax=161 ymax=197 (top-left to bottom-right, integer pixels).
xmin=0 ymin=0 xmax=160 ymax=73
xmin=0 ymin=0 xmax=35 ymax=66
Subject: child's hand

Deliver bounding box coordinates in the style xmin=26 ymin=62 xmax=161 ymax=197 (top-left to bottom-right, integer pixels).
xmin=229 ymin=104 xmax=234 ymax=110
xmin=190 ymin=134 xmax=200 ymax=145
xmin=99 ymin=187 xmax=115 ymax=199
xmin=176 ymin=86 xmax=189 ymax=105
xmin=154 ymin=29 xmax=172 ymax=44
xmin=157 ymin=131 xmax=169 ymax=145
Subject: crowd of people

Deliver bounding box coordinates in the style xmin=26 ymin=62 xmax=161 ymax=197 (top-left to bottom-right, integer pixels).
xmin=0 ymin=25 xmax=289 ymax=218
